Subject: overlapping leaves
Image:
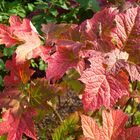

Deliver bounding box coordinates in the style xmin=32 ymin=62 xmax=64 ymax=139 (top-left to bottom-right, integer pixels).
xmin=81 ymin=109 xmax=140 ymax=140
xmin=0 ymin=1 xmax=140 ymax=139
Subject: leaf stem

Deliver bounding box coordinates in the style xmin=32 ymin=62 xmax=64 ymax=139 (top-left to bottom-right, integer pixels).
xmin=46 ymin=101 xmax=63 ymax=122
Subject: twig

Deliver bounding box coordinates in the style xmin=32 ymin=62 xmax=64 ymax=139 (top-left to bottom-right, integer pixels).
xmin=47 ymin=101 xmax=63 ymax=122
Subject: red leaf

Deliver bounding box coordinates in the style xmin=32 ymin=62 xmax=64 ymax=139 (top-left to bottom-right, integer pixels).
xmin=0 ymin=110 xmax=36 ymax=140
xmin=79 ymin=51 xmax=129 ymax=111
xmin=4 ymin=55 xmax=33 ymax=86
xmin=111 ymin=5 xmax=140 ymax=64
xmin=121 ymin=126 xmax=140 ymax=140
xmin=15 ymin=31 xmax=41 ymax=63
xmin=104 ymin=49 xmax=140 ymax=82
xmin=79 ymin=8 xmax=118 ymax=52
xmin=9 ymin=15 xmax=32 ymax=32
xmin=104 ymin=48 xmax=129 ymax=74
xmin=81 ymin=109 xmax=140 ymax=140
xmin=0 ymin=24 xmax=17 ymax=47
xmin=46 ymin=41 xmax=82 ymax=80
xmin=81 ymin=114 xmax=103 ymax=140
xmin=125 ymin=63 xmax=140 ymax=82
xmin=0 ymin=15 xmax=33 ymax=48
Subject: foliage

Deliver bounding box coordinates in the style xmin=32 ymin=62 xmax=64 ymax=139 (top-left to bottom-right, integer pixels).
xmin=0 ymin=0 xmax=140 ymax=140
xmin=52 ymin=112 xmax=80 ymax=140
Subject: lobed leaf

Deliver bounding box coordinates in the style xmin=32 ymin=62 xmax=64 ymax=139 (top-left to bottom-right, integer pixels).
xmin=81 ymin=109 xmax=140 ymax=140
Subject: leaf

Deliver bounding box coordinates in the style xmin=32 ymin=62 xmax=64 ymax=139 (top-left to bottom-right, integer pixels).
xmin=0 ymin=15 xmax=33 ymax=48
xmin=0 ymin=87 xmax=28 ymax=116
xmin=104 ymin=49 xmax=140 ymax=82
xmin=0 ymin=110 xmax=36 ymax=140
xmin=79 ymin=50 xmax=129 ymax=111
xmin=79 ymin=7 xmax=118 ymax=52
xmin=125 ymin=63 xmax=140 ymax=82
xmin=81 ymin=109 xmax=140 ymax=140
xmin=46 ymin=41 xmax=82 ymax=80
xmin=103 ymin=48 xmax=129 ymax=74
xmin=0 ymin=24 xmax=17 ymax=47
xmin=15 ymin=31 xmax=41 ymax=63
xmin=9 ymin=15 xmax=32 ymax=32
xmin=76 ymin=0 xmax=100 ymax=12
xmin=52 ymin=112 xmax=79 ymax=140
xmin=3 ymin=45 xmax=17 ymax=57
xmin=0 ymin=59 xmax=5 ymax=70
xmin=4 ymin=55 xmax=33 ymax=86
xmin=41 ymin=23 xmax=78 ymax=44
xmin=111 ymin=5 xmax=140 ymax=64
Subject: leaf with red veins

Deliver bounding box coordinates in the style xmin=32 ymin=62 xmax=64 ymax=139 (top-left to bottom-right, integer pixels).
xmin=79 ymin=8 xmax=118 ymax=52
xmin=81 ymin=110 xmax=140 ymax=140
xmin=0 ymin=110 xmax=36 ymax=140
xmin=0 ymin=24 xmax=17 ymax=47
xmin=0 ymin=15 xmax=34 ymax=48
xmin=4 ymin=55 xmax=33 ymax=86
xmin=46 ymin=41 xmax=81 ymax=80
xmin=27 ymin=45 xmax=52 ymax=62
xmin=121 ymin=126 xmax=140 ymax=140
xmin=111 ymin=5 xmax=140 ymax=64
xmin=81 ymin=114 xmax=103 ymax=140
xmin=125 ymin=63 xmax=140 ymax=82
xmin=9 ymin=15 xmax=32 ymax=32
xmin=104 ymin=49 xmax=140 ymax=82
xmin=104 ymin=48 xmax=129 ymax=74
xmin=79 ymin=51 xmax=129 ymax=111
xmin=15 ymin=31 xmax=41 ymax=63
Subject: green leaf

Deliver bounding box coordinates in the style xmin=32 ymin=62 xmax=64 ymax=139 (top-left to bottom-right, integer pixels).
xmin=0 ymin=59 xmax=5 ymax=70
xmin=50 ymin=8 xmax=59 ymax=17
xmin=134 ymin=112 xmax=140 ymax=125
xmin=89 ymin=0 xmax=100 ymax=12
xmin=27 ymin=3 xmax=35 ymax=11
xmin=0 ymin=76 xmax=3 ymax=87
xmin=76 ymin=0 xmax=100 ymax=12
xmin=3 ymin=46 xmax=17 ymax=57
xmin=0 ymin=135 xmax=7 ymax=140
xmin=66 ymin=80 xmax=83 ymax=93
xmin=17 ymin=12 xmax=26 ymax=18
xmin=52 ymin=112 xmax=79 ymax=140
xmin=39 ymin=59 xmax=47 ymax=71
